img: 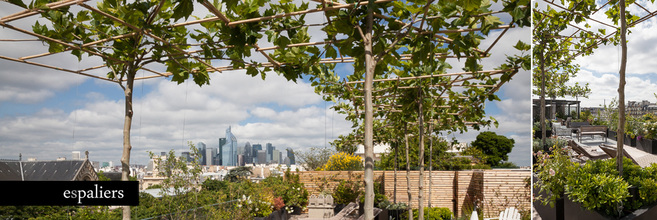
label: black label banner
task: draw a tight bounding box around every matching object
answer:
[0,181,139,206]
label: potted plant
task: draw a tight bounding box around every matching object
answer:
[270,197,288,220]
[333,179,363,213]
[385,202,408,220]
[637,121,657,154]
[533,121,552,139]
[534,146,577,210]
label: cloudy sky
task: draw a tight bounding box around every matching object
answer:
[533,0,657,109]
[0,1,531,167]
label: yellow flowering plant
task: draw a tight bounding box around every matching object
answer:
[318,152,364,171]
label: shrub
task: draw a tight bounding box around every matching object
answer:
[333,179,362,204]
[273,197,285,210]
[403,207,452,220]
[202,179,228,192]
[566,172,629,217]
[534,146,577,207]
[561,158,657,217]
[319,152,364,171]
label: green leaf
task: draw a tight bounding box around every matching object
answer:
[513,40,530,51]
[8,0,28,9]
[246,66,259,77]
[462,0,483,11]
[172,0,194,21]
[325,46,337,59]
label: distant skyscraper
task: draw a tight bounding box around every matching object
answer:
[206,148,217,166]
[218,138,226,165]
[272,149,281,164]
[244,142,252,164]
[257,150,267,165]
[181,152,191,162]
[286,148,295,164]
[266,143,274,162]
[221,126,238,166]
[198,142,207,165]
[252,144,262,163]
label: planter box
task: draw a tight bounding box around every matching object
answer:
[254,209,290,220]
[608,130,617,140]
[388,209,407,220]
[533,174,657,220]
[636,138,657,154]
[534,130,553,139]
[377,209,388,220]
[625,135,637,147]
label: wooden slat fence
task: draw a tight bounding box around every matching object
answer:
[295,169,530,219]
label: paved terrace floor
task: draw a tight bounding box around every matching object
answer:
[566,134,657,167]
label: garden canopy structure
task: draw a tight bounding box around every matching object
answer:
[1,0,530,219]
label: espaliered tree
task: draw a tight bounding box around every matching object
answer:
[309,0,530,218]
[312,34,530,220]
[6,1,212,218]
[533,0,647,176]
[6,0,317,219]
[532,1,611,151]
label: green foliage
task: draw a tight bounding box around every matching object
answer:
[333,178,363,204]
[470,132,515,167]
[538,148,657,218]
[495,161,519,168]
[202,179,228,192]
[403,207,452,220]
[0,206,79,219]
[260,168,309,208]
[97,170,111,181]
[224,166,253,182]
[378,138,487,171]
[533,146,577,207]
[146,184,163,189]
[566,169,629,217]
[295,146,335,171]
[147,142,204,219]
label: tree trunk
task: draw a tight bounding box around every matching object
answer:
[394,141,398,203]
[121,70,135,220]
[363,4,375,219]
[417,85,425,220]
[540,39,547,150]
[428,125,433,208]
[617,0,627,176]
[405,132,413,220]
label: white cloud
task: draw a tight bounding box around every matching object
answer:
[0,71,352,165]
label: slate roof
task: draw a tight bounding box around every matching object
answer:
[101,172,123,181]
[0,160,91,181]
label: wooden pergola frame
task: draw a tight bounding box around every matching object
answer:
[0,0,517,83]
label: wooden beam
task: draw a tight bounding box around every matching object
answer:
[346,69,513,84]
[0,54,114,82]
